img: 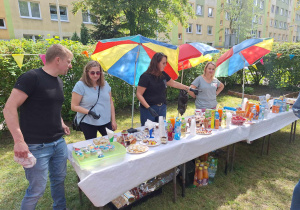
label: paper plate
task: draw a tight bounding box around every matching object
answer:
[140,140,160,147]
[126,145,149,154]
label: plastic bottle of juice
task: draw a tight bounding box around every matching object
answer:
[181,117,186,138]
[221,110,227,128]
[208,159,217,184]
[255,104,260,120]
[174,118,181,140]
[193,163,200,187]
[203,166,209,186]
[215,112,219,129]
[167,120,173,141]
[169,115,175,129]
[197,167,203,187]
[218,109,223,123]
[211,110,215,129]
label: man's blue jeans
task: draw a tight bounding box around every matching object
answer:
[21,137,68,210]
[140,104,167,126]
[291,179,300,210]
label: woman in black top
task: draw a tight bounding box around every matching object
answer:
[137,52,198,126]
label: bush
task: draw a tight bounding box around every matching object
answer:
[244,87,254,95]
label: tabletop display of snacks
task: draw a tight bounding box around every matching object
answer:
[127,144,149,154]
[196,128,212,135]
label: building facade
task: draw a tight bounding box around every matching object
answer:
[0,0,94,40]
[1,0,299,45]
[168,0,300,47]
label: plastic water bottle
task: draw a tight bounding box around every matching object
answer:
[208,159,218,184]
[174,118,181,140]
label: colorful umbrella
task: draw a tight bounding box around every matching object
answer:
[91,34,179,128]
[215,38,274,77]
[215,38,274,100]
[178,42,219,71]
[91,34,179,86]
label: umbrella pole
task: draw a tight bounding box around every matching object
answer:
[242,61,245,103]
[131,86,135,128]
[131,45,141,129]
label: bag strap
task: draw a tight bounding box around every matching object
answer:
[78,87,101,124]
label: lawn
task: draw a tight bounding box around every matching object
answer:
[0,94,299,210]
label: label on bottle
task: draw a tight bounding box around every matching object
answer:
[202,178,208,186]
[197,179,203,186]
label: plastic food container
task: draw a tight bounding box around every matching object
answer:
[72,142,126,169]
[231,116,246,125]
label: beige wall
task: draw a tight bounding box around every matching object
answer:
[8,0,94,39]
[0,0,10,39]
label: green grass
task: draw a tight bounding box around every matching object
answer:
[0,95,299,210]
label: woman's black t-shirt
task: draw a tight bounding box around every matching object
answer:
[14,68,65,144]
[138,71,171,108]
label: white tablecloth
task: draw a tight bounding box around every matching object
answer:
[67,110,298,207]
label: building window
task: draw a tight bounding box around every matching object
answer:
[219,36,222,42]
[196,5,203,15]
[207,42,213,46]
[207,26,213,35]
[275,6,279,14]
[208,8,213,17]
[273,33,276,38]
[82,10,93,23]
[259,16,262,24]
[178,33,182,39]
[225,28,230,35]
[278,34,281,41]
[186,24,192,33]
[270,19,273,26]
[288,11,291,18]
[220,20,223,25]
[50,5,68,21]
[274,20,277,27]
[258,31,261,38]
[253,15,257,23]
[279,21,282,28]
[196,24,202,34]
[0,18,6,29]
[271,5,275,13]
[260,1,264,9]
[225,12,230,20]
[251,30,257,38]
[23,34,42,42]
[293,36,295,42]
[189,3,194,8]
[280,8,283,16]
[269,32,272,37]
[63,37,70,40]
[285,10,288,17]
[254,0,258,6]
[19,1,41,19]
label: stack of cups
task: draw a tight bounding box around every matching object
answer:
[158,116,165,138]
[190,118,196,136]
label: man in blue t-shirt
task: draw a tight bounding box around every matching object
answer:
[3,44,73,210]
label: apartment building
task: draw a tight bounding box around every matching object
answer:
[168,0,300,47]
[1,0,299,45]
[0,0,94,40]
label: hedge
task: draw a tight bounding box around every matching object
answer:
[1,38,299,136]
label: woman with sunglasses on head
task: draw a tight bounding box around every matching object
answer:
[137,52,199,126]
[71,60,117,140]
[189,61,224,112]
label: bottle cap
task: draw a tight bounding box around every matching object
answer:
[204,166,208,169]
[198,167,203,170]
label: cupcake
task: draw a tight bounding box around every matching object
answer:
[84,150,91,158]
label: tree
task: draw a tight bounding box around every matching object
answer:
[71,31,80,41]
[80,23,90,45]
[219,0,260,44]
[72,0,194,39]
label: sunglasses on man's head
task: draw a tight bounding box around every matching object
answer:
[89,71,101,75]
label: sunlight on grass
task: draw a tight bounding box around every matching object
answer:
[0,95,299,210]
